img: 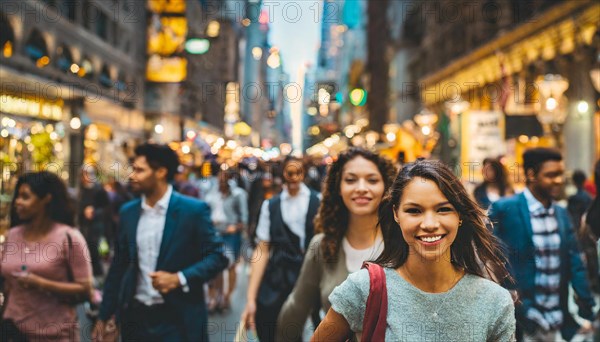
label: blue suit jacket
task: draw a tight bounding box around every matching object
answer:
[98,191,228,341]
[489,193,596,340]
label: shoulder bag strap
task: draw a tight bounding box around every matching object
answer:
[361,262,388,342]
[65,232,75,282]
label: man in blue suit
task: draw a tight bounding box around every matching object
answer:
[92,143,228,341]
[490,148,596,341]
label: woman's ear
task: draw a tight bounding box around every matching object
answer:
[392,205,400,225]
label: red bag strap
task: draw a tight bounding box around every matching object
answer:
[361,262,387,342]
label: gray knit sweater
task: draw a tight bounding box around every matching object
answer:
[330,268,516,341]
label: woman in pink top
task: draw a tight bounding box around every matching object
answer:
[1,171,93,341]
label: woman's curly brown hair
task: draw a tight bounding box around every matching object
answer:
[316,148,397,264]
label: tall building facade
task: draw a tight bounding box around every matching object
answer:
[402,0,599,173]
[0,0,147,230]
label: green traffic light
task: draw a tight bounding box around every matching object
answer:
[349,88,367,106]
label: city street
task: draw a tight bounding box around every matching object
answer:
[1,1,600,341]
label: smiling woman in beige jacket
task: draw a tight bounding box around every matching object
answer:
[276,148,396,341]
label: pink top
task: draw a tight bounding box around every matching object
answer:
[0,223,92,341]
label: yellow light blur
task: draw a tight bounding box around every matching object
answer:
[70,64,80,73]
[146,56,187,82]
[267,52,281,69]
[252,47,263,60]
[518,135,529,143]
[206,21,220,38]
[242,18,251,27]
[3,41,13,58]
[308,126,320,135]
[545,97,558,111]
[70,117,81,130]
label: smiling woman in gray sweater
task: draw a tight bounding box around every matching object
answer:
[312,160,516,342]
[276,148,396,341]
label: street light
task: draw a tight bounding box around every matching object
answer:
[413,108,438,134]
[535,74,569,148]
[412,109,440,157]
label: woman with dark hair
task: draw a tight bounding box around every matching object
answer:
[241,156,321,342]
[473,158,514,209]
[276,148,396,341]
[312,160,515,341]
[1,171,92,341]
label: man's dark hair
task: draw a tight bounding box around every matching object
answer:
[523,148,562,178]
[572,170,587,188]
[134,143,180,182]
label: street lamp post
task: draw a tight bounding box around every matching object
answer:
[535,74,569,149]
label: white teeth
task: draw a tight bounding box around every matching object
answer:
[420,235,442,243]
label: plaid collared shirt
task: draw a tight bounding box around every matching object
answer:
[523,188,563,331]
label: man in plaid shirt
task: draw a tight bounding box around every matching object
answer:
[490,148,597,341]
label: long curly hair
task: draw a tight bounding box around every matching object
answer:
[10,171,75,227]
[316,148,397,264]
[374,160,511,284]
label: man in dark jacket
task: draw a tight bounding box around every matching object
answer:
[490,148,597,341]
[93,143,227,341]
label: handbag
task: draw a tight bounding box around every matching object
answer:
[360,262,388,342]
[64,232,91,305]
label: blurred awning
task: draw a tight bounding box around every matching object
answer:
[505,115,544,139]
[419,2,599,105]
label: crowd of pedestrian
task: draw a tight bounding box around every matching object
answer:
[1,143,598,341]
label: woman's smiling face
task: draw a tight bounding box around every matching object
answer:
[394,177,460,263]
[340,156,385,217]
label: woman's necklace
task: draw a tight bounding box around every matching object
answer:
[400,265,463,319]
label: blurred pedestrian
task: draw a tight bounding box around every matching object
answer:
[247,171,275,247]
[276,148,396,341]
[198,160,220,200]
[489,148,597,341]
[568,170,593,229]
[582,160,600,339]
[241,156,320,342]
[1,171,92,341]
[174,165,200,198]
[205,170,248,312]
[92,143,228,341]
[103,176,132,249]
[312,160,515,341]
[78,166,110,278]
[473,157,514,210]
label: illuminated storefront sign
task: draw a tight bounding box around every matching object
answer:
[146,0,187,83]
[0,94,63,121]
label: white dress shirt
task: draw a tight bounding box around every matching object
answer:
[255,183,312,250]
[134,185,188,305]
